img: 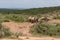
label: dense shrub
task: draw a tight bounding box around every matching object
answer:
[0,6,60,15]
[0,24,12,38]
[30,23,60,36]
[4,15,25,22]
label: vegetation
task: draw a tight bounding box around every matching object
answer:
[30,23,60,37]
[0,6,59,22]
[0,6,60,22]
[0,23,21,38]
[53,16,60,19]
[0,6,60,37]
[0,6,60,15]
[0,24,12,38]
[0,14,29,22]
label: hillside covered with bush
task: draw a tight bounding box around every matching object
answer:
[0,6,60,38]
[0,6,60,15]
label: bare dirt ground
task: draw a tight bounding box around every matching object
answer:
[1,20,60,40]
[1,22,33,36]
[48,19,60,24]
[0,38,18,40]
[0,37,60,40]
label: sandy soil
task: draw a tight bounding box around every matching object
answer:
[0,37,60,40]
[18,36,60,40]
[0,38,18,40]
[1,22,33,36]
[48,19,60,24]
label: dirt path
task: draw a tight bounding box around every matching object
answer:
[0,37,60,40]
[0,38,18,40]
[18,36,60,40]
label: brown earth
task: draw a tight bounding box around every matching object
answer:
[0,37,60,40]
[1,22,33,36]
[48,19,60,24]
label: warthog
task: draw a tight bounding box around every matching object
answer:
[40,17,50,22]
[28,16,39,23]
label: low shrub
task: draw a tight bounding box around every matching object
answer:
[4,15,25,22]
[30,23,60,36]
[0,24,12,38]
[53,16,60,19]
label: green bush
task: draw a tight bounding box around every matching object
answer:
[0,24,12,38]
[4,15,25,22]
[30,23,60,36]
[53,16,60,19]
